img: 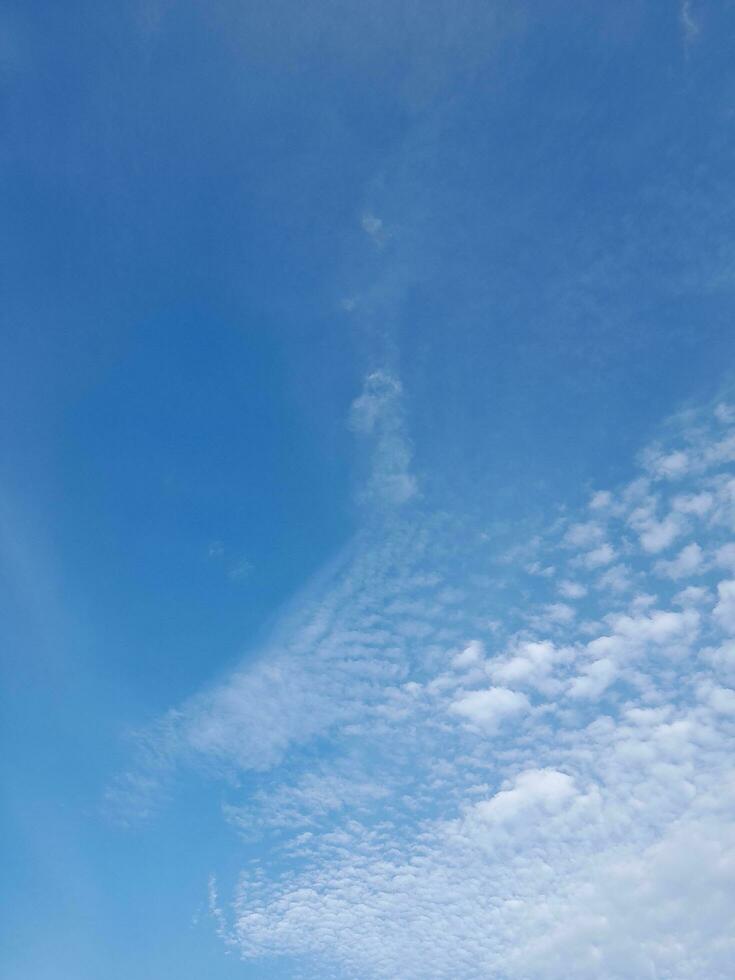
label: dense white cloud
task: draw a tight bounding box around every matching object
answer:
[112,400,735,977]
[630,507,685,553]
[714,579,735,634]
[567,656,617,699]
[449,685,529,731]
[470,768,575,823]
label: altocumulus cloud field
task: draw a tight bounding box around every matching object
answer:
[112,392,735,980]
[3,2,735,979]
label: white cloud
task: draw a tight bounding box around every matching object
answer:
[349,370,418,506]
[452,639,485,670]
[558,579,587,599]
[645,448,691,479]
[527,602,576,633]
[673,584,709,607]
[715,543,735,571]
[589,490,612,510]
[580,541,615,567]
[225,769,390,834]
[109,398,735,978]
[564,521,604,548]
[449,687,529,731]
[714,580,735,634]
[596,563,632,593]
[596,607,700,653]
[489,640,560,689]
[568,656,617,699]
[628,499,686,553]
[672,491,713,517]
[471,769,576,824]
[654,542,704,579]
[705,685,735,716]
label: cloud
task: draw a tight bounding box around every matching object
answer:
[558,579,587,599]
[109,398,735,977]
[589,490,612,510]
[646,448,691,479]
[680,0,701,47]
[595,563,633,593]
[563,521,604,548]
[672,491,713,517]
[580,541,616,568]
[567,656,617,699]
[489,639,563,691]
[451,639,485,669]
[655,541,704,580]
[207,540,254,582]
[225,768,390,835]
[449,686,529,731]
[471,768,576,824]
[361,212,390,247]
[628,501,685,553]
[349,370,418,506]
[714,580,735,634]
[228,558,253,581]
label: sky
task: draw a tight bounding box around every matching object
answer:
[2,1,735,978]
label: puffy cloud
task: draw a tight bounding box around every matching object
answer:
[589,607,700,659]
[564,521,604,548]
[634,511,685,553]
[596,563,633,593]
[568,657,617,699]
[581,542,616,568]
[489,640,561,690]
[706,685,735,715]
[674,584,709,607]
[471,769,576,824]
[672,491,714,517]
[558,579,587,599]
[715,543,735,571]
[644,448,691,479]
[714,580,735,634]
[110,399,735,977]
[589,490,613,510]
[655,542,704,579]
[449,686,529,731]
[451,639,485,670]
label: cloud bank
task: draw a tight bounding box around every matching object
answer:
[113,397,735,979]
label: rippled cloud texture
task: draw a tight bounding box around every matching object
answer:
[114,392,735,980]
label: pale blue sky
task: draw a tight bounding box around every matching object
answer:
[2,2,735,978]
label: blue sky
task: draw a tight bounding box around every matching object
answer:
[2,2,735,978]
